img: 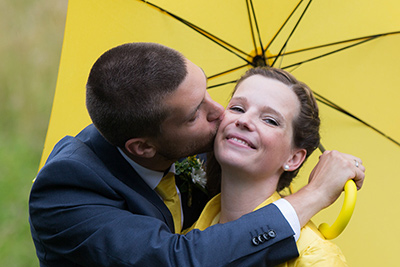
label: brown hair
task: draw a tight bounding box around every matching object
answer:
[207,67,320,195]
[86,42,187,147]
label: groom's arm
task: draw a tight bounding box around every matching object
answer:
[29,152,298,266]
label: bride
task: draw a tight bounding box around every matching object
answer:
[190,67,364,266]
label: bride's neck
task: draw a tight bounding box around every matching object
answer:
[219,169,279,224]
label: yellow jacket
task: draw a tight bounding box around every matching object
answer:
[189,192,348,266]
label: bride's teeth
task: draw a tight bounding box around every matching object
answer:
[231,137,249,146]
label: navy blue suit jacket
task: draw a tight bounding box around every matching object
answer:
[29,125,298,266]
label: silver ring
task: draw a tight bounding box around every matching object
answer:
[354,160,359,168]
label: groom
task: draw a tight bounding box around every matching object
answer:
[29,42,365,266]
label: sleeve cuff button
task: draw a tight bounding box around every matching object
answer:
[268,230,276,238]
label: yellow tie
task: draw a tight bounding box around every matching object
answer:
[155,172,181,233]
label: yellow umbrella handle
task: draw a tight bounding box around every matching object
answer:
[318,180,357,239]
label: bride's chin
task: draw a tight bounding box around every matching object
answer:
[217,154,246,170]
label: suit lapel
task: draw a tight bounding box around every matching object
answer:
[79,125,175,232]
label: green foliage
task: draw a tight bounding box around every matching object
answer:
[0,0,67,265]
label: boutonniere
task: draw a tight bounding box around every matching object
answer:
[175,155,208,207]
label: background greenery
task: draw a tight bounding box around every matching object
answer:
[0,1,67,265]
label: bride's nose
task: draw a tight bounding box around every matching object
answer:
[235,114,255,131]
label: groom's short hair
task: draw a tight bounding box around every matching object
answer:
[86,42,187,147]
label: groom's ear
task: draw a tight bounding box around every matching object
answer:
[124,138,157,158]
[286,148,307,171]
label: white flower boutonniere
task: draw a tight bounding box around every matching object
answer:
[175,155,208,207]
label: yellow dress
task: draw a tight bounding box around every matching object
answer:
[189,192,348,266]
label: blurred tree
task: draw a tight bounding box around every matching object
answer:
[0,1,67,266]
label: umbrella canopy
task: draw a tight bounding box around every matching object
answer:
[39,1,400,265]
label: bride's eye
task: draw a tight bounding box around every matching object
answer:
[229,106,244,113]
[263,118,279,126]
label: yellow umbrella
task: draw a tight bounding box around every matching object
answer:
[39,1,400,265]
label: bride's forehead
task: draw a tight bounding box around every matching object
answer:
[233,78,299,112]
[234,76,292,97]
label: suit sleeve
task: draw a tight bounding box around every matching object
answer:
[29,158,298,267]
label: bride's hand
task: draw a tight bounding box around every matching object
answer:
[308,150,365,209]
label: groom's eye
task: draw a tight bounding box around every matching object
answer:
[188,111,199,122]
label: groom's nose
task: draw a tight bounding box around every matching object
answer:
[205,92,224,122]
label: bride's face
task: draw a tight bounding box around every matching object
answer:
[214,74,301,177]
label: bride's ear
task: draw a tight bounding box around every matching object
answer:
[284,148,307,171]
[124,138,157,158]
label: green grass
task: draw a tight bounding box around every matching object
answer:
[0,1,67,265]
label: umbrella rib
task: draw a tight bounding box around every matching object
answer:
[207,80,238,90]
[314,93,400,147]
[248,0,265,56]
[140,0,252,64]
[246,0,258,53]
[281,36,378,70]
[271,0,313,67]
[178,20,252,64]
[207,64,249,80]
[265,0,304,51]
[276,31,400,58]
